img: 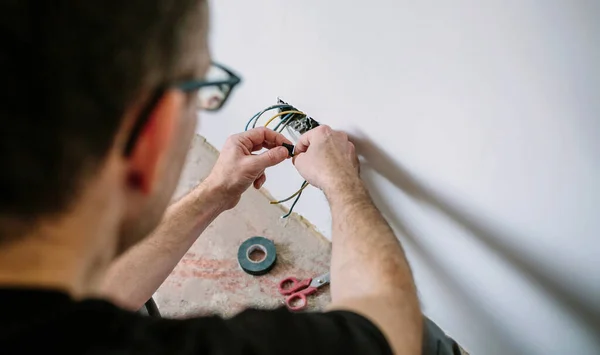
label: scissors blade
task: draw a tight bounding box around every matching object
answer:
[309,272,330,288]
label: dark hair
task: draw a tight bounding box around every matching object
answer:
[0,0,206,240]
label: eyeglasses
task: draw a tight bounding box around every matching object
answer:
[176,62,242,111]
[124,62,241,155]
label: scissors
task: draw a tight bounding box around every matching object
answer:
[278,272,330,311]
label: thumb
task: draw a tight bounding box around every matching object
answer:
[255,146,289,168]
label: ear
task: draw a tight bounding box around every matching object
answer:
[127,90,185,194]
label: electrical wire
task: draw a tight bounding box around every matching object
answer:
[277,117,291,132]
[244,102,315,218]
[285,125,299,142]
[264,110,304,129]
[282,188,304,219]
[245,113,260,131]
[253,105,296,129]
[265,111,308,216]
[270,181,308,205]
[245,104,292,131]
[255,104,293,128]
[273,112,296,131]
[278,121,291,133]
[277,112,303,135]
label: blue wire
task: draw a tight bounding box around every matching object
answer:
[282,191,303,219]
[245,104,293,131]
[281,181,308,219]
[278,114,300,133]
[244,104,307,218]
[245,112,261,131]
[273,113,294,131]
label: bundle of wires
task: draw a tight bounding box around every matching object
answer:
[245,104,307,133]
[245,103,310,218]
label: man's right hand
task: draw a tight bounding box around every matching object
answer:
[295,128,422,355]
[293,126,360,194]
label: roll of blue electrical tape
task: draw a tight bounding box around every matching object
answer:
[238,236,277,276]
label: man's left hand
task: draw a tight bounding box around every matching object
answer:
[203,127,292,210]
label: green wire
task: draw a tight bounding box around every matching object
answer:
[273,113,294,131]
[281,181,308,218]
[245,104,292,131]
[244,104,311,219]
[282,190,303,219]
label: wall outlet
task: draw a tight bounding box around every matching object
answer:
[276,97,320,134]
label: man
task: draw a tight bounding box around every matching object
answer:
[0,1,423,354]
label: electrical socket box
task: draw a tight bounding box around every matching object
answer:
[276,97,320,134]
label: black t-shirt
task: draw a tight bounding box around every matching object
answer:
[0,288,392,354]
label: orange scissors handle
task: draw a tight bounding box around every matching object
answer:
[285,286,319,311]
[278,277,312,296]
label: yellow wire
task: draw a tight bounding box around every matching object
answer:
[264,110,308,205]
[263,110,304,128]
[270,183,309,205]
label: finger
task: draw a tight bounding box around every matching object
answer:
[252,144,263,152]
[348,142,356,153]
[235,127,293,151]
[254,173,267,189]
[292,151,304,167]
[252,146,289,168]
[294,125,332,154]
[253,140,287,152]
[262,141,279,149]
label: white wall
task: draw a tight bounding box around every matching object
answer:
[198,1,600,353]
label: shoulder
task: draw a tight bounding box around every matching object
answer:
[3,297,391,355]
[179,307,394,355]
[98,306,392,355]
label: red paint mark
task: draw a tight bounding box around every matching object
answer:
[189,269,238,280]
[181,258,238,270]
[169,255,331,305]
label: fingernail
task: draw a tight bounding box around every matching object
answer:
[274,146,285,157]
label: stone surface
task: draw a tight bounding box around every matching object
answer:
[155,135,332,318]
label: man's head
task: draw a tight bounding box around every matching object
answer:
[0,1,209,253]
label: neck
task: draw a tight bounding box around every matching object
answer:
[0,233,108,299]
[0,186,122,300]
